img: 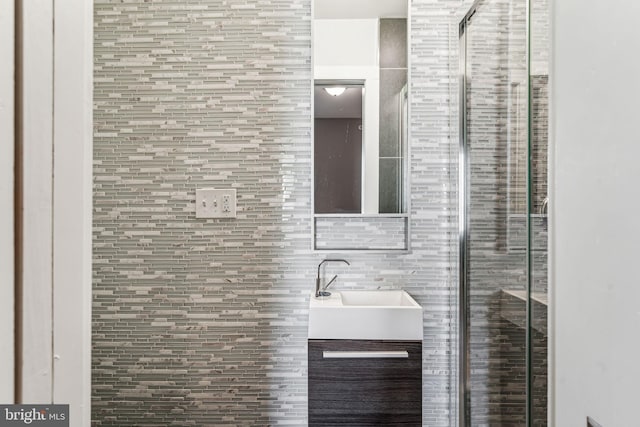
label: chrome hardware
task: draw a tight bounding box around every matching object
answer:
[539,196,549,216]
[315,258,350,297]
[323,351,409,359]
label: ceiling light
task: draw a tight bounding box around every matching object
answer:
[324,87,346,97]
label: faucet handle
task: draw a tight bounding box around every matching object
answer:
[323,275,338,291]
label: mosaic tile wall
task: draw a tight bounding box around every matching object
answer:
[314,217,407,251]
[93,0,463,425]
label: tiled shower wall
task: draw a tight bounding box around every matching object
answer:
[93,0,462,425]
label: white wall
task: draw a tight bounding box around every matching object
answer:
[551,0,640,425]
[52,1,93,425]
[314,19,379,67]
[13,0,92,424]
[0,0,15,403]
[21,0,54,402]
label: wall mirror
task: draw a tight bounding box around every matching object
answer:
[312,0,410,251]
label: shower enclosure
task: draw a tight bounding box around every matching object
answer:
[458,0,549,425]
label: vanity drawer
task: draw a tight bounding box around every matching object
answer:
[308,339,422,426]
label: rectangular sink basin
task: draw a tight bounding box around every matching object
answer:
[308,290,423,341]
[340,290,418,307]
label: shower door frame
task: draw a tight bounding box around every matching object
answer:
[457,0,533,425]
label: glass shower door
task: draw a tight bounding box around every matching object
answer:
[528,0,550,424]
[460,0,532,424]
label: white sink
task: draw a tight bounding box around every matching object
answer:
[308,290,423,340]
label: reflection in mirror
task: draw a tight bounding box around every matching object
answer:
[313,0,408,215]
[314,83,364,214]
[380,81,408,213]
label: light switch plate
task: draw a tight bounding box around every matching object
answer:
[196,188,237,219]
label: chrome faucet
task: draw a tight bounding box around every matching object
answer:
[315,258,350,297]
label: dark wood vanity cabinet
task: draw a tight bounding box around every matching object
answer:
[308,339,422,426]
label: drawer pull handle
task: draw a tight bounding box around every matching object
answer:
[322,351,409,359]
